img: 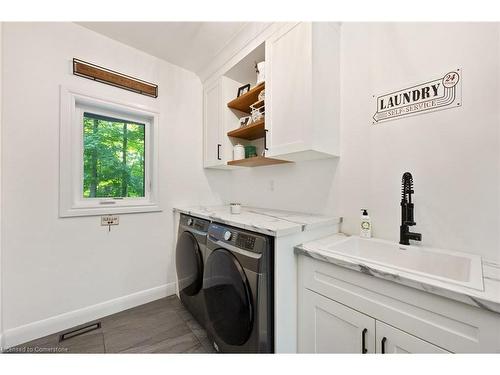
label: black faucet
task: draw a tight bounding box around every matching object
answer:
[400,172,422,245]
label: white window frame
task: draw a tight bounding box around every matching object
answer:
[59,85,161,217]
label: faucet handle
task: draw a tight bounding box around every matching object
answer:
[408,232,422,241]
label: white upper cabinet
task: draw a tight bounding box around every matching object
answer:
[203,78,223,168]
[265,22,340,161]
[202,22,340,168]
[203,76,243,168]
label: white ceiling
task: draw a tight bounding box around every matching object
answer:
[77,22,248,75]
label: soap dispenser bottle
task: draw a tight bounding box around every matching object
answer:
[360,209,372,238]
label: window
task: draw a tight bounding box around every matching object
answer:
[59,86,160,217]
[83,113,146,199]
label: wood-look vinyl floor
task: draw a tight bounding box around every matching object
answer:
[7,295,215,354]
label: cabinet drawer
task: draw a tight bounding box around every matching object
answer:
[298,255,500,352]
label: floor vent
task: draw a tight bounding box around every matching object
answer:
[59,322,101,342]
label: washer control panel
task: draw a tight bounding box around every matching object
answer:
[236,233,256,251]
[208,223,267,254]
[180,214,209,232]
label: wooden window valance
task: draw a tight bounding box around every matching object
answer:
[73,58,158,98]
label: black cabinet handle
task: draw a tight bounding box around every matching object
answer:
[381,337,387,354]
[361,328,368,354]
[217,144,221,160]
[264,130,268,152]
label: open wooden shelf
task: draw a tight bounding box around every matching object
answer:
[227,82,265,113]
[227,118,265,140]
[251,99,265,109]
[227,155,291,168]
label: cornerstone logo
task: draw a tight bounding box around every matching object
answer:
[373,70,461,124]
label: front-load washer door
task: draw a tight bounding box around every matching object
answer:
[203,249,253,346]
[176,231,204,296]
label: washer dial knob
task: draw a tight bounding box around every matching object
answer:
[187,218,193,226]
[224,231,232,241]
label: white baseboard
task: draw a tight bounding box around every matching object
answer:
[1,282,176,350]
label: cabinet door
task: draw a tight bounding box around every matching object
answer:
[298,289,376,353]
[266,22,312,158]
[376,321,450,354]
[203,79,224,167]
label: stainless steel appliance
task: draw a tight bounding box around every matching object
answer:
[203,223,274,353]
[175,214,210,326]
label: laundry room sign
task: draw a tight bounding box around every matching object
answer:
[373,69,461,124]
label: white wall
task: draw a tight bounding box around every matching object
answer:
[208,159,339,214]
[207,23,500,263]
[1,22,221,337]
[338,23,499,262]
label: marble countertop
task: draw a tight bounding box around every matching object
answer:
[173,205,341,237]
[295,234,500,314]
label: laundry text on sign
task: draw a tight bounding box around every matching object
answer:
[373,70,461,124]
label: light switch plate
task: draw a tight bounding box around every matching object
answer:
[101,215,119,226]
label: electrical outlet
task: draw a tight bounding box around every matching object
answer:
[101,215,119,226]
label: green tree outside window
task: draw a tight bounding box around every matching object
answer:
[83,113,145,198]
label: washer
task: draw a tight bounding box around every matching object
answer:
[175,214,210,327]
[203,223,274,353]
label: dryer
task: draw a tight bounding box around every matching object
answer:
[175,214,210,327]
[203,223,274,353]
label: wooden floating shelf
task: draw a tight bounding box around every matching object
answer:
[227,119,265,140]
[227,156,291,168]
[227,82,265,113]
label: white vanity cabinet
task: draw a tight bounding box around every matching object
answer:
[265,22,340,161]
[297,255,500,353]
[299,289,448,353]
[375,321,449,354]
[299,289,375,353]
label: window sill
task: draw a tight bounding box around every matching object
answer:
[59,203,162,218]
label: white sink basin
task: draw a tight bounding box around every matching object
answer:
[323,236,484,291]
